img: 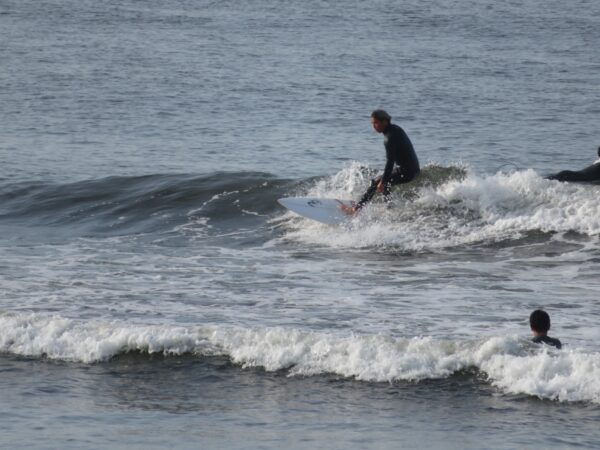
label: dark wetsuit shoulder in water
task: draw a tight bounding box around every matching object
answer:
[547,153,600,182]
[532,335,562,349]
[381,123,420,184]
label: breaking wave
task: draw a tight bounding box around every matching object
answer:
[2,312,599,404]
[278,164,600,250]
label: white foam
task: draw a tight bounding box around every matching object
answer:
[280,166,600,250]
[0,312,217,363]
[2,312,600,403]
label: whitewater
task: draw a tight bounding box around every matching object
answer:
[3,311,600,405]
[2,166,600,403]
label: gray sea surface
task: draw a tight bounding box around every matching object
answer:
[1,0,600,448]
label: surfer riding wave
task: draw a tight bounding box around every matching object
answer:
[341,110,420,215]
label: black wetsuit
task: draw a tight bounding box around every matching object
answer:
[547,161,600,182]
[532,335,562,349]
[357,123,420,208]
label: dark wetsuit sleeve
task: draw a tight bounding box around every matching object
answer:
[550,337,562,349]
[381,145,395,185]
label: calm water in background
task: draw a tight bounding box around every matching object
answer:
[1,0,600,448]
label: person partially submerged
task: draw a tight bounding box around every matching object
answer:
[530,309,562,349]
[340,110,420,215]
[546,146,600,182]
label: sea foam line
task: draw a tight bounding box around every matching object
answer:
[1,312,599,403]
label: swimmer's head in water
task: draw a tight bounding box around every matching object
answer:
[530,309,551,334]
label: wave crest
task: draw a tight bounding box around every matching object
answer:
[2,312,599,403]
[280,166,600,250]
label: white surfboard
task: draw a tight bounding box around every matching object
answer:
[278,197,354,225]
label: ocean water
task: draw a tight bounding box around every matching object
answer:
[1,0,600,448]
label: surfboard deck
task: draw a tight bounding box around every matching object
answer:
[278,197,354,225]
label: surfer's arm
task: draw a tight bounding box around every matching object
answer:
[381,153,394,186]
[380,137,395,185]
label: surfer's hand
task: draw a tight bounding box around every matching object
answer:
[376,180,385,193]
[337,201,357,216]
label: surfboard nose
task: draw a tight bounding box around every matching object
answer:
[278,197,354,225]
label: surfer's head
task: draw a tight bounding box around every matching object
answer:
[370,109,391,133]
[597,146,600,158]
[530,309,551,336]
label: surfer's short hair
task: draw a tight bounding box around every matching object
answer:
[371,109,391,122]
[530,310,551,333]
